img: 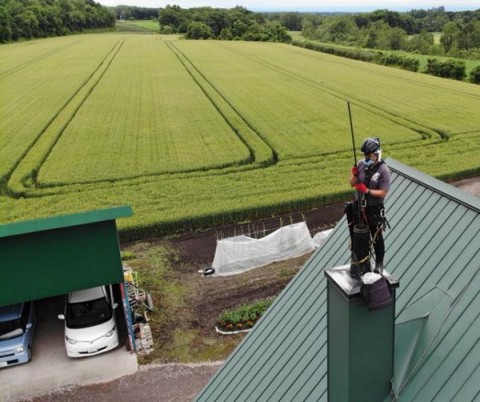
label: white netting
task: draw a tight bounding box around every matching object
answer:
[313,228,333,248]
[211,222,328,276]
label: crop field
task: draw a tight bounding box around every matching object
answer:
[1,33,479,239]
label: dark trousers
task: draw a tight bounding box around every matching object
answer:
[365,205,385,263]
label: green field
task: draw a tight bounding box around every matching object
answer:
[1,34,479,239]
[116,20,160,33]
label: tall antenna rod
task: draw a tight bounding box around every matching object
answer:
[347,101,361,225]
[347,101,357,167]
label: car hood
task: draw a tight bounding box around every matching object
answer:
[0,334,26,351]
[65,318,116,342]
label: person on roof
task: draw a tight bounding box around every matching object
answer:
[349,137,391,273]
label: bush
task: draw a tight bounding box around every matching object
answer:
[186,22,212,39]
[376,53,419,72]
[160,25,175,34]
[469,65,480,84]
[425,58,466,80]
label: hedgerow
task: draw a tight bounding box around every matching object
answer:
[292,39,419,72]
[425,58,466,80]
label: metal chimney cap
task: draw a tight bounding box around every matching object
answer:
[325,265,399,300]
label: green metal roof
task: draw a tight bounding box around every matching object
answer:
[0,206,132,238]
[0,206,133,307]
[196,159,480,401]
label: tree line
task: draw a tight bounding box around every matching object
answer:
[300,7,480,59]
[158,5,291,42]
[3,2,480,55]
[0,0,115,43]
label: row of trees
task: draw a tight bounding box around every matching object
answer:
[159,5,291,42]
[301,7,480,58]
[0,0,115,43]
[3,2,480,53]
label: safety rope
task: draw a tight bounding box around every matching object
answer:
[350,254,370,267]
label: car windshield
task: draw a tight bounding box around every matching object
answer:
[0,319,23,340]
[67,297,112,328]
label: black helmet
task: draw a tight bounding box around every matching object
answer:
[361,137,381,154]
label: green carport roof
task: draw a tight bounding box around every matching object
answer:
[0,206,133,306]
[195,159,480,401]
[0,206,132,238]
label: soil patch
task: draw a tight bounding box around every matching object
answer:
[170,203,344,336]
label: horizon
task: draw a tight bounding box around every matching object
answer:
[97,0,480,12]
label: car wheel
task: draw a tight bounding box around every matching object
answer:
[28,346,32,362]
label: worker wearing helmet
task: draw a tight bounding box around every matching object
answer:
[349,137,391,273]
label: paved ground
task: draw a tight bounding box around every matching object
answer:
[23,361,223,402]
[451,177,480,198]
[2,297,137,402]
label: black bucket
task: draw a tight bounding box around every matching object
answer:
[350,224,371,278]
[361,277,392,310]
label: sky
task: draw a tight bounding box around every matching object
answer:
[97,0,480,12]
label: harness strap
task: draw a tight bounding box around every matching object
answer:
[350,254,370,267]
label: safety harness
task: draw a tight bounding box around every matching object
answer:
[344,160,390,277]
[362,160,389,231]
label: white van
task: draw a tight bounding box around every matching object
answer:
[58,286,119,358]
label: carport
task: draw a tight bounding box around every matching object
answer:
[0,206,138,398]
[0,206,132,307]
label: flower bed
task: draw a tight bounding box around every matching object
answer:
[216,297,275,333]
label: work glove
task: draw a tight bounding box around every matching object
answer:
[351,166,358,176]
[355,183,368,194]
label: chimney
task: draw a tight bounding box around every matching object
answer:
[324,266,399,402]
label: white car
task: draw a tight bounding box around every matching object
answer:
[58,286,119,358]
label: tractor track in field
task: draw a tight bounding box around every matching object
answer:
[220,43,443,141]
[5,40,125,195]
[0,41,83,81]
[166,41,278,166]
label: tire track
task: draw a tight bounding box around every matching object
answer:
[165,41,278,166]
[215,42,446,141]
[6,40,125,195]
[6,39,277,193]
[0,40,82,81]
